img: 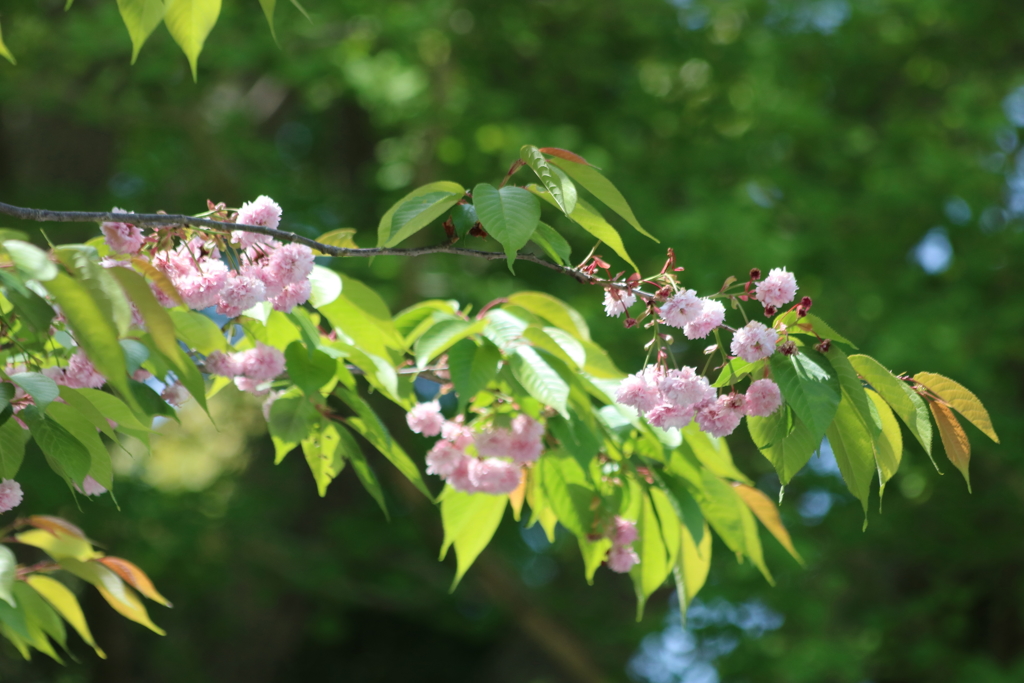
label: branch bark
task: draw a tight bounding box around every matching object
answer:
[0,200,609,286]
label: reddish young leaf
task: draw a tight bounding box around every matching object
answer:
[26,515,87,540]
[930,401,972,492]
[98,557,173,607]
[538,147,593,166]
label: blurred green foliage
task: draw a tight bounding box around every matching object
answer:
[0,0,1022,680]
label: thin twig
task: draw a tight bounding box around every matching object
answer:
[0,200,617,286]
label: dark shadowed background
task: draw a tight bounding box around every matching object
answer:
[1,0,1022,681]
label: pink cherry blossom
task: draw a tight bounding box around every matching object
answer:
[0,479,23,513]
[657,367,714,409]
[508,414,544,464]
[237,342,285,383]
[271,279,312,313]
[216,271,267,318]
[153,239,228,311]
[607,545,640,573]
[242,260,284,300]
[615,368,662,414]
[266,243,315,287]
[426,441,467,478]
[695,394,745,438]
[446,456,476,492]
[475,427,514,458]
[205,351,242,377]
[730,321,779,363]
[233,196,282,250]
[603,289,637,317]
[646,402,697,430]
[467,458,522,494]
[660,289,702,328]
[610,517,638,546]
[683,299,726,340]
[406,401,444,437]
[234,376,270,396]
[75,475,107,497]
[755,267,798,309]
[161,381,190,407]
[101,209,144,254]
[43,351,106,389]
[441,420,475,449]
[745,379,783,417]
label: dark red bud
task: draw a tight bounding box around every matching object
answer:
[749,268,761,280]
[800,296,813,309]
[815,339,832,354]
[656,285,674,301]
[469,224,488,237]
[764,304,777,317]
[780,340,798,355]
[797,306,808,318]
[624,317,638,328]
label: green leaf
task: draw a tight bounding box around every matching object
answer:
[681,422,752,484]
[119,339,150,375]
[521,145,577,216]
[110,267,208,414]
[769,350,840,444]
[866,389,902,488]
[826,398,876,516]
[529,221,572,266]
[537,450,594,537]
[676,520,712,619]
[0,545,15,608]
[46,403,114,491]
[284,341,336,396]
[12,582,66,655]
[827,348,880,439]
[535,191,639,272]
[746,407,819,484]
[547,156,658,242]
[450,203,478,239]
[129,380,177,421]
[579,536,613,585]
[413,319,487,369]
[774,312,857,348]
[308,265,343,308]
[1,284,55,336]
[0,417,29,479]
[21,406,91,485]
[0,385,11,415]
[43,273,136,412]
[8,373,59,412]
[914,371,999,444]
[650,486,682,569]
[522,327,583,370]
[25,575,106,659]
[116,0,166,63]
[55,246,134,338]
[439,488,507,589]
[2,241,56,281]
[74,389,151,437]
[509,346,569,418]
[0,20,16,65]
[848,354,933,457]
[629,492,670,620]
[301,422,346,498]
[334,423,388,517]
[334,386,433,499]
[472,183,541,273]
[257,0,277,41]
[447,338,501,411]
[712,358,764,388]
[505,292,590,341]
[163,0,221,81]
[269,395,321,444]
[376,181,465,248]
[169,310,227,355]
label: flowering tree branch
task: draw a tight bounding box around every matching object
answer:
[0,200,611,286]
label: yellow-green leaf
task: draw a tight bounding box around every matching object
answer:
[866,389,902,487]
[315,228,358,251]
[676,520,711,618]
[548,155,658,242]
[15,529,101,562]
[930,400,972,492]
[914,372,999,444]
[58,559,166,635]
[439,488,507,589]
[96,557,172,607]
[164,0,221,81]
[732,483,803,564]
[530,187,639,272]
[117,0,166,63]
[25,575,106,659]
[257,0,277,41]
[0,20,16,65]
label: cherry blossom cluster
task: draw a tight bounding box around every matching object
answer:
[605,516,640,573]
[204,342,287,395]
[0,479,23,514]
[102,196,315,317]
[406,401,544,495]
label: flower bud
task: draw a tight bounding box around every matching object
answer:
[749,268,761,280]
[764,304,777,317]
[780,340,798,355]
[815,339,832,354]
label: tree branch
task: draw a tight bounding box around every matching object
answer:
[0,200,609,286]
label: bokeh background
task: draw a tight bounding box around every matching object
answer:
[1,0,1022,681]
